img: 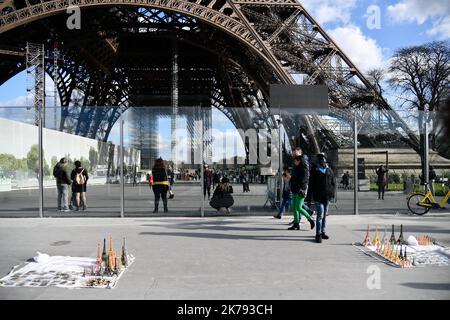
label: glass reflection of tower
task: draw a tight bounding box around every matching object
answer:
[129,108,159,170]
[129,106,212,171]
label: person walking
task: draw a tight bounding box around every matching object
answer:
[274,170,292,219]
[210,177,234,213]
[342,171,350,190]
[53,157,72,212]
[289,155,315,231]
[70,160,89,211]
[307,154,335,243]
[289,147,315,225]
[376,165,388,200]
[151,158,169,213]
[203,165,213,200]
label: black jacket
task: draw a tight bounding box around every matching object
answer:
[152,167,168,182]
[307,165,336,203]
[290,156,309,194]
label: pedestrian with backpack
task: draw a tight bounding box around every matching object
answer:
[70,160,89,211]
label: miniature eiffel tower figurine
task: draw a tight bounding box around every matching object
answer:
[96,241,102,265]
[121,237,128,267]
[362,225,371,246]
[372,226,381,246]
[399,245,403,260]
[108,236,116,273]
[389,224,396,244]
[102,238,108,265]
[397,224,405,245]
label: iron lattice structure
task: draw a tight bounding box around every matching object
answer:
[0,0,420,154]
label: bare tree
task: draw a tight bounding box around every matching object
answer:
[367,68,385,97]
[388,41,450,177]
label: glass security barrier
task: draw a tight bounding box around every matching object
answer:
[42,107,121,217]
[122,106,203,216]
[0,104,445,218]
[0,107,40,217]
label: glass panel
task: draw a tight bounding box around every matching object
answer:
[42,106,121,217]
[123,106,203,216]
[0,107,40,217]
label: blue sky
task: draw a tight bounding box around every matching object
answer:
[1,0,448,105]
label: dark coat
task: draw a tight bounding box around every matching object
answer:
[290,156,310,194]
[376,167,387,186]
[53,162,72,185]
[210,183,234,209]
[152,167,169,193]
[307,165,336,203]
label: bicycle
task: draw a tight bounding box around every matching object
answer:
[407,182,450,215]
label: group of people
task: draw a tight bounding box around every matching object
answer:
[274,147,336,244]
[148,160,236,214]
[53,157,88,212]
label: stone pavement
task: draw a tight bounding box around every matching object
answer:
[0,213,449,300]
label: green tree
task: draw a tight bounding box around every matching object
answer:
[0,153,24,176]
[80,157,90,172]
[26,144,51,177]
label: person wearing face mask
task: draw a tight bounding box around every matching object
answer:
[307,154,336,243]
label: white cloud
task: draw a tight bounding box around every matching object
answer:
[300,0,357,25]
[426,16,450,39]
[328,25,385,72]
[0,94,30,107]
[388,0,450,38]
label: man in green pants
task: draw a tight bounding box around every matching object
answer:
[288,155,315,231]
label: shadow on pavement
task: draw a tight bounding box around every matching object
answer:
[401,282,450,291]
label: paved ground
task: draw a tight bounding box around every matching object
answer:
[0,214,449,299]
[0,183,425,217]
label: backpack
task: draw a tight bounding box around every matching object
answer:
[75,169,86,185]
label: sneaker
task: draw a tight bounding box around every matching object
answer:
[315,234,322,243]
[321,232,329,240]
[63,209,71,213]
[273,215,282,219]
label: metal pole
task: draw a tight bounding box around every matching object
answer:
[424,111,429,194]
[200,107,205,217]
[385,151,389,191]
[38,107,43,218]
[120,115,124,218]
[278,106,282,204]
[354,111,358,215]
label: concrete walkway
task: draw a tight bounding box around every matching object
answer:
[0,214,449,300]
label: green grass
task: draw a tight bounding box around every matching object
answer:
[370,183,403,192]
[370,183,449,196]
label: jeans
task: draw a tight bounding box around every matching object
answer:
[279,195,292,217]
[315,201,329,235]
[57,184,70,210]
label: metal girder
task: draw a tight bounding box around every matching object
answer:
[0,0,419,153]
